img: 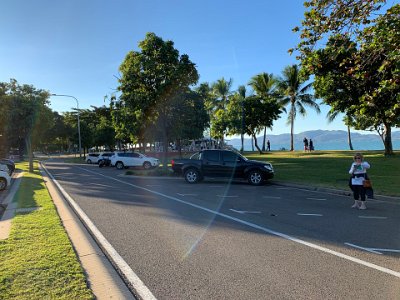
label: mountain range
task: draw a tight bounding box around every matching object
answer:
[227,130,400,151]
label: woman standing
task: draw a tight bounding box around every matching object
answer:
[349,153,370,210]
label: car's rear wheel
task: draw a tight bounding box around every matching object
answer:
[143,162,152,170]
[184,168,200,184]
[247,170,264,186]
[0,178,7,191]
[116,162,124,170]
[87,159,92,164]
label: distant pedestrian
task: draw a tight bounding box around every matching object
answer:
[303,137,309,151]
[309,139,314,151]
[267,140,271,151]
[349,153,370,210]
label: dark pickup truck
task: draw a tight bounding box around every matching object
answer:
[171,149,274,185]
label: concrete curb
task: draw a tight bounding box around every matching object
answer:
[39,163,136,300]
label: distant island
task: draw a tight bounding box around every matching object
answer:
[227,130,400,151]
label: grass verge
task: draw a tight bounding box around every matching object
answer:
[246,150,400,197]
[0,161,93,299]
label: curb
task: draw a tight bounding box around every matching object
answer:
[40,163,137,300]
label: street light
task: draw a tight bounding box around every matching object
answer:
[51,94,82,158]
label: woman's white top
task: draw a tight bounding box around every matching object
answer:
[349,161,371,185]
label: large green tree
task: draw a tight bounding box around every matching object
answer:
[277,65,320,151]
[298,3,399,155]
[0,79,51,171]
[118,32,199,167]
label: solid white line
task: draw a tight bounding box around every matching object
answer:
[297,213,323,217]
[76,166,400,279]
[358,216,388,219]
[306,197,327,201]
[43,165,157,300]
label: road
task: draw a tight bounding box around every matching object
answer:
[44,160,400,299]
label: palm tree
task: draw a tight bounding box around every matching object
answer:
[237,85,247,152]
[248,73,276,151]
[211,78,233,144]
[277,65,320,151]
[212,78,233,110]
[327,109,354,150]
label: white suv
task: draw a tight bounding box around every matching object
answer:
[111,152,160,170]
[0,166,11,191]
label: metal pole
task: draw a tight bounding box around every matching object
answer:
[241,99,245,153]
[51,94,82,158]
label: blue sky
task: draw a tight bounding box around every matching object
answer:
[1,0,396,136]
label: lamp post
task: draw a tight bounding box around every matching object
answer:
[51,94,82,158]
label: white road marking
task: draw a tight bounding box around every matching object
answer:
[297,213,323,217]
[217,195,238,198]
[75,166,400,279]
[230,209,262,214]
[306,197,327,201]
[345,243,383,254]
[44,165,157,300]
[177,193,198,197]
[263,196,281,199]
[345,243,400,255]
[358,216,388,219]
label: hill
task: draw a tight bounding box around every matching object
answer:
[227,130,400,151]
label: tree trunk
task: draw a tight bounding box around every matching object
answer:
[262,127,266,152]
[383,123,394,156]
[25,135,33,173]
[252,133,263,154]
[347,126,353,150]
[290,102,295,151]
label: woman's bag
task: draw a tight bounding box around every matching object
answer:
[363,179,372,188]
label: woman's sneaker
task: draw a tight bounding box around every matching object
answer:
[351,202,359,208]
[359,202,367,210]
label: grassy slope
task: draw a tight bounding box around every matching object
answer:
[0,162,93,299]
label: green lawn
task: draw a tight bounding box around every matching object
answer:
[0,161,93,300]
[246,150,400,197]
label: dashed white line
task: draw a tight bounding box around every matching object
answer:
[297,213,323,217]
[358,216,388,219]
[230,209,262,214]
[306,197,327,201]
[263,196,281,199]
[217,195,238,198]
[177,193,198,197]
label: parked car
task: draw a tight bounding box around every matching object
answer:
[97,152,115,166]
[0,159,15,175]
[0,169,11,191]
[111,152,160,170]
[171,149,274,185]
[85,153,100,164]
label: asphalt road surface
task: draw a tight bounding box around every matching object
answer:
[44,160,400,299]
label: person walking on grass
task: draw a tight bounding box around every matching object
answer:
[349,153,370,210]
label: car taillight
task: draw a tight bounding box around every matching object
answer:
[171,160,175,167]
